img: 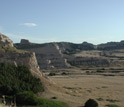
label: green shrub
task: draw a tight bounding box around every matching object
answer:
[16,91,68,107]
[61,72,67,75]
[97,98,104,101]
[16,91,37,105]
[106,99,120,103]
[36,98,68,107]
[105,104,120,107]
[0,63,68,107]
[51,97,57,99]
[0,63,44,96]
[84,99,98,107]
[48,72,56,76]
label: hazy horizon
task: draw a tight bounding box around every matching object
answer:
[0,0,124,44]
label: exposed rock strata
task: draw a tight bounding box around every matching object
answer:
[15,41,70,69]
[0,33,41,76]
[14,38,124,68]
[67,57,109,66]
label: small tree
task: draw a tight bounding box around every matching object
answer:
[84,99,98,107]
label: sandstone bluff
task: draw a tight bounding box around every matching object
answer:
[15,38,124,69]
[0,33,41,76]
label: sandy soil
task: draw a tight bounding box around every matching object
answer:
[41,73,124,107]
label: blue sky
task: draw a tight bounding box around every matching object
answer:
[0,0,124,44]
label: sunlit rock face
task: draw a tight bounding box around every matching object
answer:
[0,33,13,47]
[0,33,42,76]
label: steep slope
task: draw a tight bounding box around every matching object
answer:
[15,40,70,69]
[0,33,41,76]
[0,33,77,107]
[0,33,65,91]
[15,39,124,68]
[57,42,95,54]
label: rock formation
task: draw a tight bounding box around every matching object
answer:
[67,57,109,66]
[14,38,124,68]
[0,33,41,76]
[0,33,13,47]
[15,41,70,69]
[20,39,30,44]
[97,41,124,50]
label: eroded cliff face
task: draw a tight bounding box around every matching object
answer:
[0,52,40,74]
[67,57,109,67]
[0,33,41,76]
[15,40,70,69]
[14,38,124,68]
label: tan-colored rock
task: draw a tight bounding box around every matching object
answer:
[0,33,13,47]
[15,42,70,69]
[0,51,42,76]
[0,33,42,76]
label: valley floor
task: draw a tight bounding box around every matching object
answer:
[42,69,124,107]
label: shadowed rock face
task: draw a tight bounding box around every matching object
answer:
[21,39,30,44]
[0,33,13,47]
[97,41,124,50]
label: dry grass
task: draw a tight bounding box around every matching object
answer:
[40,68,124,107]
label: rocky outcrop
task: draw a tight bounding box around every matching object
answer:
[21,39,30,44]
[81,42,95,50]
[57,40,124,51]
[0,33,41,76]
[15,40,70,69]
[0,33,13,47]
[57,42,94,55]
[15,39,124,68]
[0,52,41,74]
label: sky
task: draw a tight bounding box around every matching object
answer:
[0,0,124,44]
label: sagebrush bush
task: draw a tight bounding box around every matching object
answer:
[84,99,98,107]
[48,72,56,76]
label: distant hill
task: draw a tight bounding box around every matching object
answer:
[14,39,124,69]
[15,39,124,54]
[97,40,124,50]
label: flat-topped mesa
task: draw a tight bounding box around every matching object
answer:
[21,39,30,45]
[0,33,13,47]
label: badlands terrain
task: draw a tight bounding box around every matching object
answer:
[0,33,124,107]
[15,38,124,107]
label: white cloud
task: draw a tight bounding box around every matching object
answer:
[23,23,37,27]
